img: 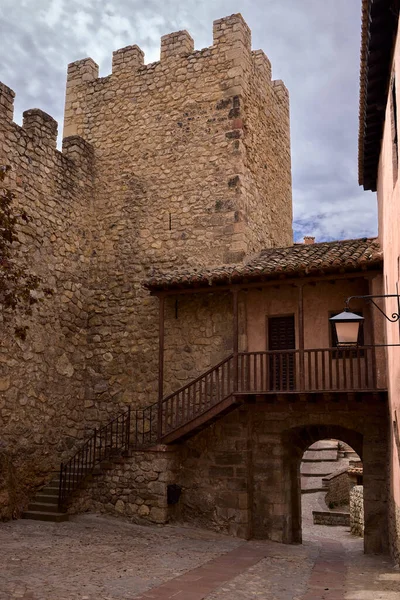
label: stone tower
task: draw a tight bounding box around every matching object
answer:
[0,15,292,510]
[64,14,292,267]
[61,14,293,407]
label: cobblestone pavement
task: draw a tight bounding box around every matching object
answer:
[0,512,399,599]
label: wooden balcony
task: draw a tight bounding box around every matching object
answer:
[236,347,379,394]
[133,347,385,447]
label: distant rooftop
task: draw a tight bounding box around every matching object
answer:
[144,237,382,292]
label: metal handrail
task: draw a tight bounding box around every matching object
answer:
[58,407,131,509]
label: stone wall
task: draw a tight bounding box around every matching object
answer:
[69,446,179,525]
[69,396,388,553]
[313,511,350,526]
[0,84,97,517]
[174,397,387,552]
[0,15,293,516]
[389,498,400,563]
[177,408,251,539]
[62,13,293,410]
[350,485,364,537]
[164,292,238,394]
[325,470,351,508]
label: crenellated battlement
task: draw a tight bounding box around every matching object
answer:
[66,57,99,88]
[66,13,254,91]
[160,30,194,61]
[252,50,272,83]
[23,109,58,149]
[271,79,290,112]
[0,82,16,122]
[62,14,282,141]
[112,45,144,75]
[0,81,94,179]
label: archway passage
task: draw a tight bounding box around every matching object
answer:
[278,423,387,554]
[300,439,362,542]
[246,395,389,554]
[177,396,388,554]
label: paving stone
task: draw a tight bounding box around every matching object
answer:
[0,512,399,599]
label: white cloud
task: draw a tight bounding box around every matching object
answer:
[0,0,376,243]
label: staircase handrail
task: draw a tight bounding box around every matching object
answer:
[58,406,131,509]
[160,354,234,404]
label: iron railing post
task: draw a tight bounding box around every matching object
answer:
[126,406,131,450]
[58,462,63,510]
[93,428,97,467]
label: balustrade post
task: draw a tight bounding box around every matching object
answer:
[298,284,305,391]
[232,287,239,392]
[371,345,377,389]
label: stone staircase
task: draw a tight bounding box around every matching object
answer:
[22,408,132,523]
[22,472,68,522]
[301,441,340,493]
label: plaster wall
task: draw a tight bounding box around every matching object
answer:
[376,15,400,563]
[246,277,377,350]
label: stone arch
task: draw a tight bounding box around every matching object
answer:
[282,425,363,546]
[280,423,386,553]
[250,401,388,554]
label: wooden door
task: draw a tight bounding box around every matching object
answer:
[268,315,296,391]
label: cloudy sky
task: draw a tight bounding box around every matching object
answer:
[0,0,377,242]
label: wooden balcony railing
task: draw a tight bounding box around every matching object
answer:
[237,347,377,393]
[159,355,236,438]
[131,346,381,446]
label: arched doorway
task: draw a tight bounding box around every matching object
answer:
[300,438,362,541]
[280,424,386,553]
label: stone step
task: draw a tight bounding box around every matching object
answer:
[301,457,339,463]
[301,487,327,494]
[22,511,69,522]
[39,486,60,495]
[28,502,60,513]
[35,493,59,504]
[301,473,331,478]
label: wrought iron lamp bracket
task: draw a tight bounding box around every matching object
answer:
[345,289,400,324]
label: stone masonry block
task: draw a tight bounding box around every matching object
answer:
[0,82,15,122]
[112,45,144,75]
[67,58,99,87]
[62,136,94,174]
[160,31,194,60]
[252,50,272,82]
[22,109,58,148]
[213,14,251,52]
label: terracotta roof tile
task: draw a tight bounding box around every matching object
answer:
[144,237,382,292]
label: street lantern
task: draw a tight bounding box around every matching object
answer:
[329,310,364,347]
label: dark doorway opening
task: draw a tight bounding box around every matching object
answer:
[268,315,295,390]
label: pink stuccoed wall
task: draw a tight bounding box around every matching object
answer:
[245,276,384,349]
[376,15,400,559]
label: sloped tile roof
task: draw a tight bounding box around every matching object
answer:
[144,237,382,292]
